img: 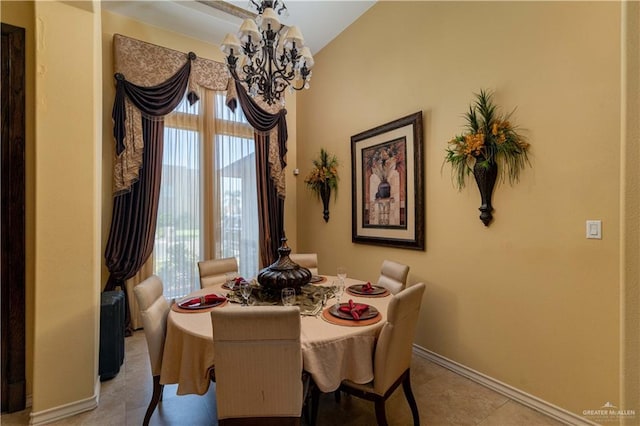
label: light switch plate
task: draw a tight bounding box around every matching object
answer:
[586,220,602,239]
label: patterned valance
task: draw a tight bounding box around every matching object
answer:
[111,34,286,196]
[113,33,229,91]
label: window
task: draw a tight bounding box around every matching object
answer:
[154,91,258,300]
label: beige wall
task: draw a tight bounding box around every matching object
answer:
[31,0,102,414]
[297,1,624,417]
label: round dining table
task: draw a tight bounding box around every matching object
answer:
[159,276,393,395]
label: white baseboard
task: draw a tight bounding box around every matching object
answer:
[413,345,598,426]
[29,378,100,426]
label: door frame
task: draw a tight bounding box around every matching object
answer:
[1,21,27,413]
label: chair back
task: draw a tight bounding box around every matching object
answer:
[289,253,318,275]
[198,257,238,288]
[372,282,425,395]
[211,306,303,420]
[377,260,410,295]
[133,275,170,376]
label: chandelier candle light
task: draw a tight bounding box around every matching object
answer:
[220,0,314,106]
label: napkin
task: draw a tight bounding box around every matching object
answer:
[339,299,369,320]
[361,282,374,293]
[181,294,226,307]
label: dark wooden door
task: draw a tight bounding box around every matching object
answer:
[1,22,26,413]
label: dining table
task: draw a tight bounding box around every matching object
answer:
[159,276,393,395]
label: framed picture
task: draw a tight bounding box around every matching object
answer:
[351,112,424,250]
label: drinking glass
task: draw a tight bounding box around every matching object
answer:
[333,280,344,305]
[225,272,239,290]
[281,288,296,306]
[336,266,347,285]
[240,281,252,306]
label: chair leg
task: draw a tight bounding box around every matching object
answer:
[374,399,388,426]
[401,373,420,426]
[143,375,163,426]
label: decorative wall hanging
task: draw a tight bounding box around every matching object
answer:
[444,90,530,226]
[351,112,425,250]
[304,149,339,222]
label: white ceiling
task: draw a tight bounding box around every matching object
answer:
[101,0,376,55]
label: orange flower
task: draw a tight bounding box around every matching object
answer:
[461,132,485,156]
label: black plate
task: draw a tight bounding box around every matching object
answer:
[328,303,379,321]
[309,275,324,283]
[347,284,387,296]
[177,295,226,310]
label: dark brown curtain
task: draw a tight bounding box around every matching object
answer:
[104,56,197,331]
[229,79,287,267]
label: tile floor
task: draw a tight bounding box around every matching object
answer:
[1,331,565,425]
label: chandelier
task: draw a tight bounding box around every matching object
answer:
[220,0,314,106]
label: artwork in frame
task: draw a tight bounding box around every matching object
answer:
[351,112,425,250]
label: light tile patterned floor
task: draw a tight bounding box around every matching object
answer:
[1,331,564,425]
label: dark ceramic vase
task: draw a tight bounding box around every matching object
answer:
[320,183,331,222]
[257,238,312,293]
[376,180,391,199]
[473,157,498,226]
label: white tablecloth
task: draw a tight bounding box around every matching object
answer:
[160,276,391,394]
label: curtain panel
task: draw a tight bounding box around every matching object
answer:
[105,60,194,331]
[105,34,289,330]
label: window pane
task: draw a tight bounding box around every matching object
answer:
[216,134,258,278]
[154,92,259,298]
[154,128,201,300]
[215,93,249,123]
[174,96,200,115]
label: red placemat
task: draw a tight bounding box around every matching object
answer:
[321,307,382,327]
[171,299,228,314]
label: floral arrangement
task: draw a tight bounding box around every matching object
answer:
[445,90,530,189]
[304,148,339,198]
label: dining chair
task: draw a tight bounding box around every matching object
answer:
[289,253,319,275]
[133,275,170,426]
[197,257,238,288]
[376,259,410,295]
[211,306,305,425]
[316,282,425,426]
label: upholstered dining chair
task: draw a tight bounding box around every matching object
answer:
[211,306,304,425]
[133,275,170,426]
[377,260,410,295]
[197,257,238,288]
[289,253,319,275]
[315,282,425,426]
